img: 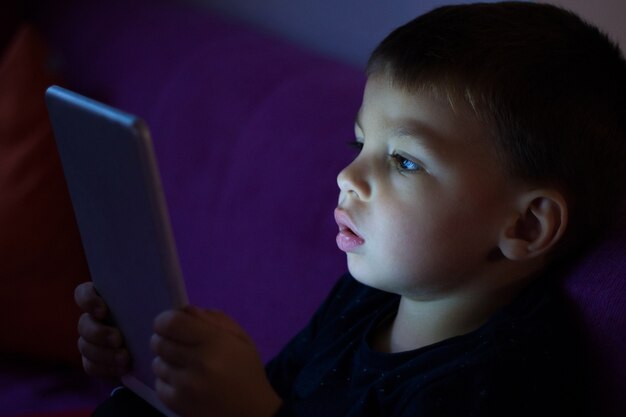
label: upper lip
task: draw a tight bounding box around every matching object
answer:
[334,208,363,238]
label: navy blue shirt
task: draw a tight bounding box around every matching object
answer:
[266,274,588,417]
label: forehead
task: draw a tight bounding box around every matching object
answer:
[358,74,504,175]
[358,75,485,144]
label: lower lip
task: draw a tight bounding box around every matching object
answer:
[336,230,365,252]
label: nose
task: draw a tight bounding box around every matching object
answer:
[337,157,371,201]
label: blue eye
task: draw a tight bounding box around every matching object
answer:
[391,153,422,173]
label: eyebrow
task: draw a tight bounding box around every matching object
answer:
[354,114,444,156]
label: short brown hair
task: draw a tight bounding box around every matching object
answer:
[367,1,626,260]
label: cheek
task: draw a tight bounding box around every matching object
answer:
[374,202,433,258]
[378,194,489,263]
[431,191,507,264]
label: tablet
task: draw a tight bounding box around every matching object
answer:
[45,85,187,417]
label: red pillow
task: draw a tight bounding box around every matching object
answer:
[0,24,90,365]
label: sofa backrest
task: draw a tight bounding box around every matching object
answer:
[563,222,626,416]
[39,0,362,361]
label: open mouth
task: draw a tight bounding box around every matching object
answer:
[339,224,359,238]
[334,209,365,252]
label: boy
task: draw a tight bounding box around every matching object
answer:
[75,2,626,416]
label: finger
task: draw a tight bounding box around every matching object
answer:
[150,334,196,367]
[78,337,130,376]
[82,356,128,378]
[153,309,213,345]
[74,282,108,319]
[188,307,254,347]
[155,377,185,414]
[78,336,130,367]
[77,313,124,348]
[152,356,177,384]
[154,367,197,417]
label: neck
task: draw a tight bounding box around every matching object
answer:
[372,280,529,353]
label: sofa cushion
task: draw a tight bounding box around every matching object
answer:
[564,221,626,417]
[0,24,89,365]
[38,0,365,361]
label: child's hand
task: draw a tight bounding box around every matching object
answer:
[151,306,282,417]
[74,282,130,377]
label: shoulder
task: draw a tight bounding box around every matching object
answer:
[266,274,398,403]
[400,277,588,416]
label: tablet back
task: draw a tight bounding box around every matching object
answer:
[46,85,187,416]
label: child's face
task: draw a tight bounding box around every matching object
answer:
[336,74,521,300]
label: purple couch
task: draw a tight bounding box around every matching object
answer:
[1,0,624,415]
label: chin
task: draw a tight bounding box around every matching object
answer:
[348,266,397,294]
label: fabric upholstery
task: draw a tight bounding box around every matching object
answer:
[0,24,88,366]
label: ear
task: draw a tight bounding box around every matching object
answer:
[499,190,568,261]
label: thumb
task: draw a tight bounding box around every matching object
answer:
[183,306,251,343]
